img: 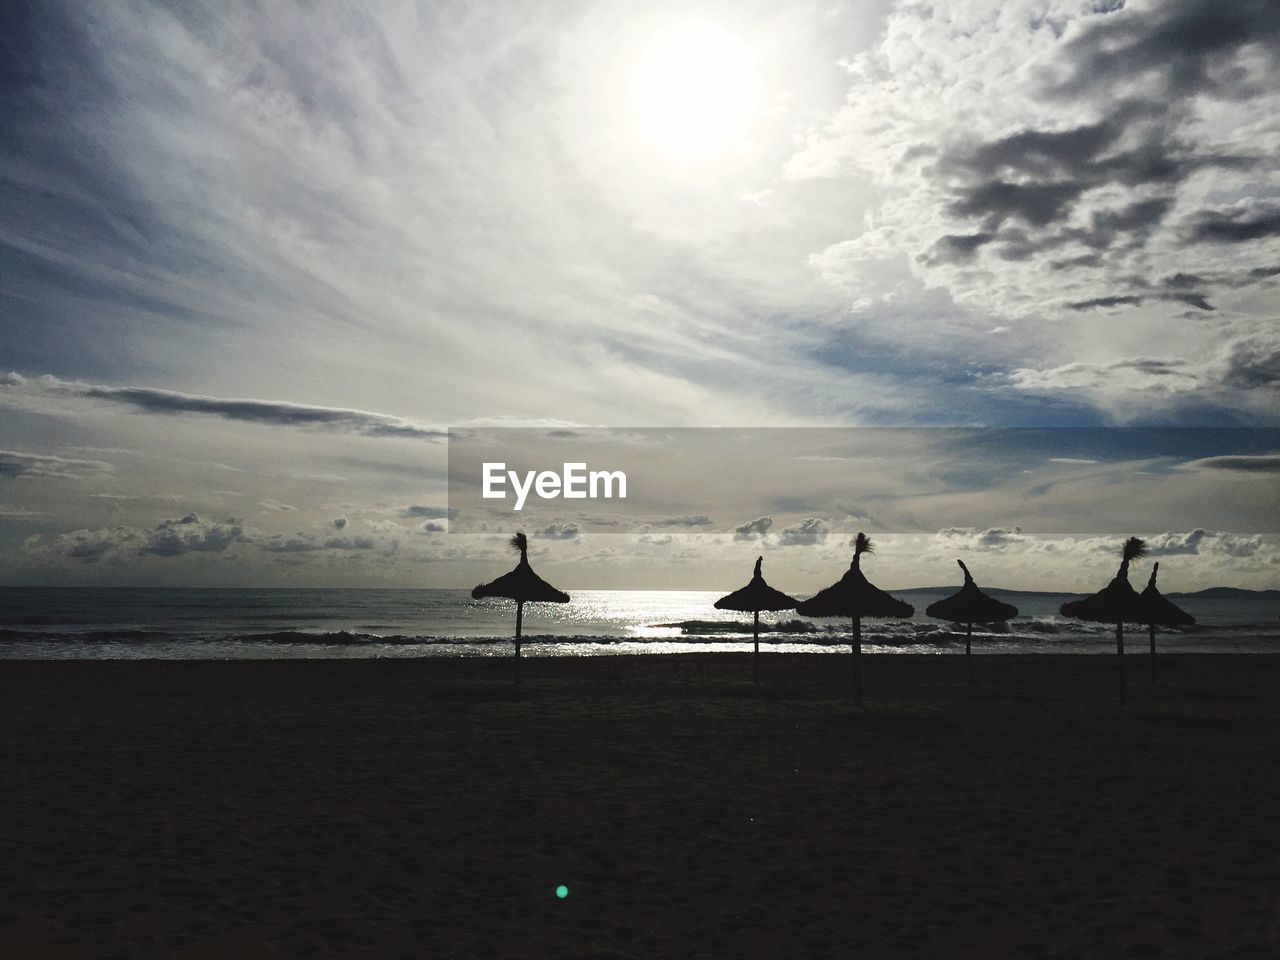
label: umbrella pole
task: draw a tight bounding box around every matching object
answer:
[966,622,973,685]
[753,610,760,686]
[1148,622,1156,684]
[1115,620,1125,706]
[514,600,524,686]
[851,616,864,709]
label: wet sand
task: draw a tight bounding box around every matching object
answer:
[2,653,1278,958]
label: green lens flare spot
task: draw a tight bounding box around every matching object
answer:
[555,885,569,899]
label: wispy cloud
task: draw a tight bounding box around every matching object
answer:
[1183,454,1280,473]
[0,448,113,481]
[1,373,445,440]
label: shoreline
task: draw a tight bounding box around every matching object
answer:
[4,654,1278,957]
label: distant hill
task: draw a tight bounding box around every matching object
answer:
[897,586,1069,597]
[898,585,1280,599]
[1166,587,1280,600]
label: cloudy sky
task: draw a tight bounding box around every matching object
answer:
[2,0,1277,590]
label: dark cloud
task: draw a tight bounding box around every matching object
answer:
[1112,358,1192,377]
[947,180,1087,229]
[938,526,1025,550]
[920,232,995,265]
[0,448,113,480]
[1164,291,1215,312]
[3,374,445,440]
[36,513,243,562]
[533,523,579,540]
[1217,336,1280,389]
[1070,196,1175,249]
[776,517,828,546]
[1184,454,1280,473]
[652,515,713,527]
[1146,529,1209,555]
[1051,0,1280,100]
[1067,291,1214,312]
[260,532,376,553]
[324,536,376,550]
[402,505,450,519]
[1162,272,1207,289]
[1186,207,1280,244]
[733,516,773,540]
[139,514,244,557]
[1147,529,1262,558]
[1049,253,1104,270]
[60,531,138,562]
[1068,295,1144,311]
[917,2,1276,296]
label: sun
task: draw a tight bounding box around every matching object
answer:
[631,21,754,158]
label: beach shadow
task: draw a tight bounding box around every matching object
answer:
[1141,714,1275,734]
[1179,689,1264,703]
[970,689,1066,705]
[823,713,959,738]
[427,687,541,706]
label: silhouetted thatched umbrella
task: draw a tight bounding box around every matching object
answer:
[796,533,913,708]
[714,556,798,686]
[1060,536,1147,705]
[1139,561,1195,684]
[471,532,570,683]
[926,559,1018,683]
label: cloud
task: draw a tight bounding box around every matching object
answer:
[733,516,773,541]
[0,374,445,440]
[260,532,377,553]
[1007,333,1280,407]
[533,523,580,540]
[0,448,114,481]
[1146,529,1261,558]
[1048,0,1280,100]
[651,515,713,528]
[402,505,451,519]
[42,528,140,562]
[776,517,828,546]
[1182,454,1280,473]
[785,0,1279,414]
[1215,336,1280,390]
[139,514,245,557]
[1186,206,1280,244]
[29,513,244,562]
[260,499,297,512]
[0,506,49,520]
[937,526,1026,551]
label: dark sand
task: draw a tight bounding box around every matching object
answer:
[2,653,1278,959]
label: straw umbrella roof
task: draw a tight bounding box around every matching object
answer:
[715,557,798,613]
[796,534,914,619]
[1060,537,1147,624]
[926,560,1018,624]
[1139,562,1195,627]
[471,533,570,604]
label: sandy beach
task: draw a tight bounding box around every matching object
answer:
[3,653,1278,959]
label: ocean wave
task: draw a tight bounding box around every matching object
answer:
[648,619,824,635]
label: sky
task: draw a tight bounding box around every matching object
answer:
[1,0,1277,591]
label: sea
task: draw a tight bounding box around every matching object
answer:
[1,587,1277,660]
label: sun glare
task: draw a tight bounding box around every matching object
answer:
[632,21,754,158]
